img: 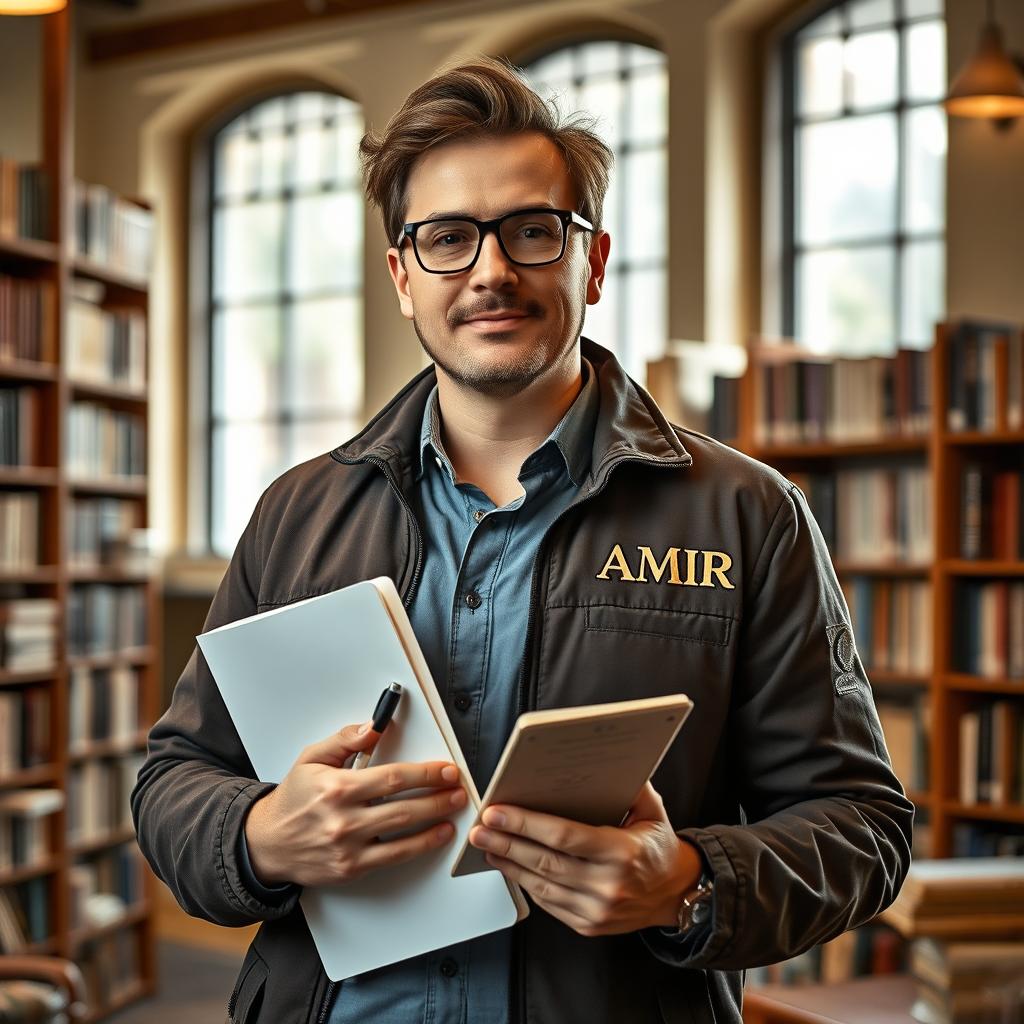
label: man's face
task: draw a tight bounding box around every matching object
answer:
[386,132,610,399]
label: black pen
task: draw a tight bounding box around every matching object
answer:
[352,682,403,770]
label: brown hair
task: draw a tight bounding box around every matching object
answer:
[359,54,614,249]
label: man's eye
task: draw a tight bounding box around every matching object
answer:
[431,232,468,247]
[519,225,554,239]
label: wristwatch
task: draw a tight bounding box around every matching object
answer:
[674,871,713,933]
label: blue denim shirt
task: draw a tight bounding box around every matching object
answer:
[239,358,599,1023]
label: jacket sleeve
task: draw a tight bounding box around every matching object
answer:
[131,491,302,926]
[643,482,914,969]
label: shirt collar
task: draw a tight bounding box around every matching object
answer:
[416,357,599,488]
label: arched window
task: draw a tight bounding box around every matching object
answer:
[207,90,363,555]
[783,0,946,354]
[525,41,668,381]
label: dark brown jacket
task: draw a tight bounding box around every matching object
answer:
[132,339,913,1024]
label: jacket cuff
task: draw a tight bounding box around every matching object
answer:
[219,780,302,919]
[640,828,737,968]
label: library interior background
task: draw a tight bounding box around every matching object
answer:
[1,0,1024,1021]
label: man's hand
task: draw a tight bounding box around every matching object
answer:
[244,721,466,888]
[468,782,703,937]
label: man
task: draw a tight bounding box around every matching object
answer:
[133,56,913,1024]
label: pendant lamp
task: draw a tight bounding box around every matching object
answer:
[0,0,67,12]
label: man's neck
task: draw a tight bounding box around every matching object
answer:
[434,352,584,506]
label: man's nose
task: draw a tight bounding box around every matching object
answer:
[468,231,518,288]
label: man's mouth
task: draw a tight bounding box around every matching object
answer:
[461,311,532,331]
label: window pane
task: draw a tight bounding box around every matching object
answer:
[904,106,946,232]
[289,192,362,295]
[600,165,621,262]
[798,114,897,245]
[627,43,663,70]
[257,129,289,195]
[331,115,363,187]
[904,0,942,18]
[294,91,325,123]
[581,41,621,77]
[252,96,287,132]
[211,304,282,418]
[529,49,573,82]
[579,76,623,149]
[798,37,843,118]
[627,68,667,146]
[288,418,358,465]
[582,274,619,354]
[796,247,896,354]
[623,149,666,263]
[797,8,841,39]
[906,21,946,102]
[849,0,894,30]
[288,296,362,416]
[213,200,284,302]
[211,421,288,556]
[292,119,329,190]
[902,240,944,347]
[214,131,259,201]
[624,267,667,375]
[846,30,898,109]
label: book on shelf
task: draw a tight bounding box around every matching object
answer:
[952,580,1024,679]
[960,463,1023,560]
[69,843,145,931]
[0,491,40,569]
[877,696,931,793]
[0,787,63,873]
[0,273,57,364]
[952,823,1024,858]
[0,383,41,466]
[0,877,48,951]
[0,687,50,774]
[946,320,1023,433]
[72,180,153,280]
[0,158,50,243]
[78,927,140,1008]
[0,596,59,672]
[751,346,931,445]
[841,577,932,675]
[69,662,140,750]
[958,701,1024,805]
[68,278,147,390]
[66,401,146,481]
[67,584,147,657]
[69,496,144,571]
[67,754,143,848]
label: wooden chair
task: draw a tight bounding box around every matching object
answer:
[0,955,87,1024]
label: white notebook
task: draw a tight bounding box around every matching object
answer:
[196,576,527,981]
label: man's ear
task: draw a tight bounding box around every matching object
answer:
[386,246,415,321]
[585,230,611,306]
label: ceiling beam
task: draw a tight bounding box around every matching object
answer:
[87,0,428,64]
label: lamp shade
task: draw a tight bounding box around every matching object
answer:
[0,0,67,12]
[945,20,1024,119]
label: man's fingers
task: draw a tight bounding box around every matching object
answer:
[480,805,619,861]
[358,821,456,873]
[355,786,467,839]
[484,853,601,931]
[340,760,461,802]
[296,722,378,767]
[470,826,587,884]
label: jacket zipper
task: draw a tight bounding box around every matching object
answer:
[313,454,424,1024]
[508,450,692,1024]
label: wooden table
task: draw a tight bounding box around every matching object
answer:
[743,975,916,1024]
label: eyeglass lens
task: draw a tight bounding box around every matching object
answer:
[415,212,565,271]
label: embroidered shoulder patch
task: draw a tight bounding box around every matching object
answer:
[826,622,861,695]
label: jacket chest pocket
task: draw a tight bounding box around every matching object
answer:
[584,604,733,647]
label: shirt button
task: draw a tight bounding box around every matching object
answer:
[435,456,443,470]
[465,591,482,610]
[473,509,485,523]
[439,957,458,978]
[453,693,472,712]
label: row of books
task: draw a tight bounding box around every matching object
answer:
[752,347,932,445]
[0,687,50,775]
[69,279,147,390]
[69,843,145,931]
[0,491,39,569]
[0,383,40,466]
[946,320,1024,433]
[67,584,147,657]
[73,180,153,281]
[0,273,56,363]
[67,754,143,846]
[78,928,141,1010]
[959,700,1024,806]
[0,877,47,951]
[0,788,63,873]
[878,697,930,793]
[842,578,932,675]
[951,581,1024,679]
[69,496,142,570]
[0,597,58,672]
[910,937,1024,1024]
[960,464,1024,560]
[66,401,146,480]
[790,466,933,565]
[69,664,141,750]
[0,158,50,242]
[952,822,1024,858]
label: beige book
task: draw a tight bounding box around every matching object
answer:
[452,694,693,877]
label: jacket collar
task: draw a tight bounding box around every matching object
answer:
[330,337,692,490]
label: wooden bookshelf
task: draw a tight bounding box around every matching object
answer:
[727,322,1024,863]
[0,6,159,1018]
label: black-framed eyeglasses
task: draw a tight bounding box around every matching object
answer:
[398,207,593,274]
